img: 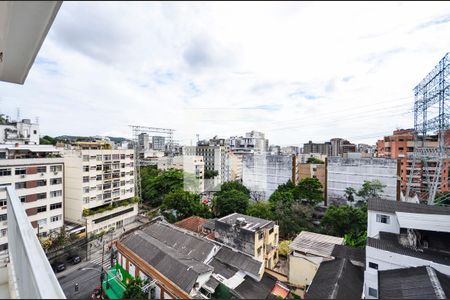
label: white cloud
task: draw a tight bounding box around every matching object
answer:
[0,1,449,147]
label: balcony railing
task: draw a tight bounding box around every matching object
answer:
[3,186,65,299]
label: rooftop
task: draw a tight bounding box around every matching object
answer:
[217,213,273,232]
[368,198,450,215]
[175,216,208,234]
[379,266,450,299]
[213,246,262,279]
[367,232,450,266]
[290,231,344,257]
[305,258,364,299]
[331,244,365,264]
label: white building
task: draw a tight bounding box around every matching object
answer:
[242,154,294,199]
[327,157,399,203]
[157,155,205,193]
[0,144,65,250]
[0,118,40,145]
[63,145,138,235]
[229,131,268,154]
[364,198,450,299]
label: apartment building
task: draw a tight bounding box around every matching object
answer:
[229,131,269,154]
[376,129,449,194]
[302,141,332,156]
[296,163,326,194]
[152,136,165,151]
[184,144,226,190]
[330,138,357,156]
[224,152,243,182]
[157,155,205,193]
[0,144,64,250]
[63,144,138,235]
[0,117,40,145]
[364,198,450,299]
[214,213,280,269]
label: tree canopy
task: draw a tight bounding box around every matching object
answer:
[294,177,323,205]
[306,157,325,164]
[218,181,250,196]
[357,180,386,201]
[141,167,184,207]
[123,278,146,299]
[160,190,211,222]
[213,190,250,217]
[39,135,57,145]
[246,201,273,220]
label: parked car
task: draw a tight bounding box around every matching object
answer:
[51,261,66,273]
[67,254,81,265]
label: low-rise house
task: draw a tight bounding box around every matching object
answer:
[214,213,279,269]
[175,216,214,239]
[114,218,281,299]
[288,231,344,290]
[364,198,450,299]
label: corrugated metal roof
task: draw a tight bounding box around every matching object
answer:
[213,246,262,278]
[368,198,450,215]
[233,273,277,299]
[121,230,212,293]
[208,258,237,279]
[290,231,344,257]
[141,222,215,262]
[305,258,364,299]
[367,232,450,266]
[218,213,273,232]
[331,244,365,264]
[379,266,450,299]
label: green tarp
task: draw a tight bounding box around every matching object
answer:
[102,264,128,299]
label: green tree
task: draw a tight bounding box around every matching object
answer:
[160,190,211,222]
[344,187,357,203]
[269,191,295,206]
[218,181,250,196]
[123,278,146,299]
[204,170,219,179]
[274,202,314,239]
[320,204,367,247]
[141,168,184,207]
[357,180,386,202]
[278,240,292,256]
[294,177,323,205]
[306,157,325,164]
[274,180,296,194]
[213,190,250,217]
[39,135,57,145]
[247,201,274,220]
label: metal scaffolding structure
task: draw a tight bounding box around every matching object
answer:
[129,125,175,205]
[406,53,450,204]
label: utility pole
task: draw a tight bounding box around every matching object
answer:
[100,240,105,297]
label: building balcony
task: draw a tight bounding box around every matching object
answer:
[0,186,65,298]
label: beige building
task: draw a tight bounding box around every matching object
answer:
[63,145,138,235]
[157,155,205,193]
[288,231,343,292]
[214,213,280,269]
[0,144,65,250]
[296,163,326,194]
[224,152,243,182]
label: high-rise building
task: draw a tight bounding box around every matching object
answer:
[376,129,449,195]
[330,138,357,156]
[229,131,268,154]
[63,143,137,235]
[138,133,149,151]
[303,141,332,156]
[0,144,65,250]
[152,136,165,151]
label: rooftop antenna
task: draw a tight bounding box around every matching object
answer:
[16,107,21,122]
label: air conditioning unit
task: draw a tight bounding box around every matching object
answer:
[20,174,25,178]
[53,171,58,175]
[40,173,44,176]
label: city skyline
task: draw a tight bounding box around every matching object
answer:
[1,2,450,146]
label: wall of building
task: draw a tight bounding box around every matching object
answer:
[327,157,398,203]
[0,120,40,145]
[297,163,326,190]
[0,157,64,248]
[242,154,293,199]
[288,253,325,288]
[367,210,400,238]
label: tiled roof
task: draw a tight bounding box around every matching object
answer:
[367,232,450,266]
[379,266,450,299]
[305,258,364,299]
[233,273,277,299]
[290,231,344,257]
[175,216,208,234]
[213,246,262,279]
[331,244,365,264]
[368,198,450,215]
[141,221,215,262]
[121,230,212,293]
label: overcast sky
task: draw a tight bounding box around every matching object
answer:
[1,1,450,146]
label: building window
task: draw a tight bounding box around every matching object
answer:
[50,203,62,210]
[50,165,62,172]
[83,165,89,172]
[83,187,90,193]
[51,178,62,185]
[37,206,47,213]
[50,190,62,198]
[0,214,6,221]
[82,155,89,162]
[83,197,90,204]
[104,155,111,161]
[37,180,47,187]
[96,174,102,181]
[96,155,102,161]
[368,288,378,298]
[0,200,6,207]
[0,229,7,237]
[97,194,103,201]
[0,168,11,176]
[15,182,26,189]
[15,168,26,175]
[121,154,125,160]
[36,166,47,173]
[37,218,47,226]
[50,214,62,222]
[37,193,46,200]
[369,262,378,270]
[376,214,390,224]
[257,246,262,256]
[83,176,90,183]
[269,228,274,234]
[19,196,26,203]
[112,154,120,160]
[258,232,264,240]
